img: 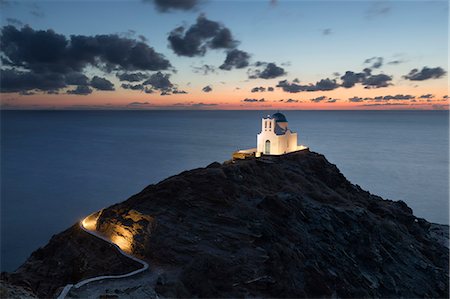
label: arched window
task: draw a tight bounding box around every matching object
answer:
[269,121,271,129]
[265,140,271,154]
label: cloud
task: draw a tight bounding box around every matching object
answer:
[322,28,332,35]
[243,98,265,102]
[363,73,392,88]
[121,83,144,90]
[340,71,366,88]
[362,103,409,107]
[1,25,171,74]
[168,14,237,57]
[143,72,172,90]
[251,86,266,92]
[192,64,216,75]
[0,25,172,94]
[0,69,67,93]
[202,85,212,92]
[219,49,250,70]
[341,70,392,89]
[127,101,150,107]
[249,62,286,79]
[276,78,339,93]
[419,94,434,99]
[349,94,415,103]
[268,87,274,91]
[373,94,414,101]
[387,60,403,65]
[172,89,187,94]
[285,98,299,103]
[91,76,115,91]
[364,56,383,69]
[67,85,92,95]
[172,102,218,109]
[310,96,326,103]
[348,96,364,102]
[146,0,200,12]
[191,102,217,108]
[403,67,446,81]
[65,72,89,86]
[116,72,148,82]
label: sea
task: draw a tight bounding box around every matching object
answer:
[1,110,448,272]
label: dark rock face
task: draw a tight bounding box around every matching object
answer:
[4,150,449,298]
[1,224,142,297]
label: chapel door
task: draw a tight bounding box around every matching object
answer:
[265,140,271,154]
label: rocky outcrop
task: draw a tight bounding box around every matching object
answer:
[3,150,449,298]
[1,224,142,297]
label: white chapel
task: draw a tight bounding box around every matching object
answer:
[257,112,299,155]
[233,112,307,159]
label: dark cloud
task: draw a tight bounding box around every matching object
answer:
[364,56,383,69]
[341,70,392,89]
[190,102,217,108]
[121,83,144,90]
[310,96,326,103]
[143,72,172,90]
[362,103,409,107]
[127,101,150,107]
[285,98,299,103]
[116,72,148,82]
[210,28,238,49]
[268,87,274,91]
[202,85,212,92]
[243,98,265,102]
[147,0,200,12]
[419,94,434,99]
[172,89,187,94]
[19,90,35,96]
[349,94,415,103]
[363,74,392,88]
[276,78,339,93]
[403,67,446,81]
[387,60,403,65]
[219,49,250,70]
[168,14,237,57]
[340,71,366,88]
[91,76,115,91]
[250,62,286,79]
[192,64,216,75]
[66,72,89,86]
[322,28,332,35]
[373,94,414,101]
[0,25,172,94]
[0,69,67,93]
[67,85,92,95]
[1,25,171,74]
[251,86,266,92]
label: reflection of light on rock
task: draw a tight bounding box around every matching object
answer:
[111,227,133,253]
[81,210,134,254]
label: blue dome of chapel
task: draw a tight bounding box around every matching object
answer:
[272,112,287,122]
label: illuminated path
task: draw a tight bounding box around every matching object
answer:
[56,217,149,299]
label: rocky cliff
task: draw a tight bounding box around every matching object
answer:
[2,150,449,298]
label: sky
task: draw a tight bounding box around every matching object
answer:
[0,0,448,110]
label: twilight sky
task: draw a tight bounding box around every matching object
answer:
[0,0,448,110]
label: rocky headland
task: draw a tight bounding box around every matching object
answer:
[1,149,448,298]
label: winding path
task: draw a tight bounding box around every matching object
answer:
[56,220,149,299]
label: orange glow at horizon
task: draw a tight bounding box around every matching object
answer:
[1,82,448,110]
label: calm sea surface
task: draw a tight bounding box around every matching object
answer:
[1,110,448,271]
